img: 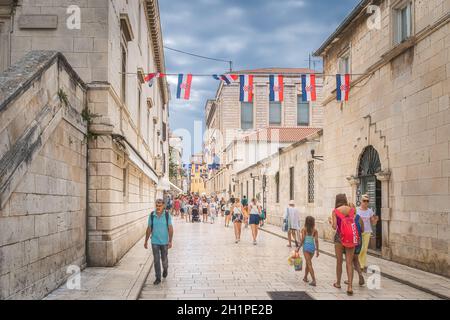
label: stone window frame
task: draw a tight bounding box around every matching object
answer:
[123,165,129,202]
[240,101,254,130]
[296,95,311,126]
[391,0,414,46]
[337,46,351,75]
[269,101,282,126]
[307,160,315,203]
[137,82,142,135]
[289,166,295,201]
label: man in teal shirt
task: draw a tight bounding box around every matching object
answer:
[144,199,174,285]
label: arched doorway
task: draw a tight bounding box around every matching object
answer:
[357,146,382,250]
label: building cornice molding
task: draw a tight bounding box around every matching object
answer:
[145,0,168,105]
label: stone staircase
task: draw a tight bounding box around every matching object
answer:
[0,51,88,299]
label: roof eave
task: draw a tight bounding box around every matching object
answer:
[313,0,371,57]
[145,0,169,104]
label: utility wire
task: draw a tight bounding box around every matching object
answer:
[164,46,233,71]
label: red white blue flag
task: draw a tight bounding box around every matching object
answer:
[239,75,253,102]
[301,74,316,102]
[336,74,350,101]
[177,74,192,100]
[144,73,165,87]
[213,74,238,85]
[269,75,284,102]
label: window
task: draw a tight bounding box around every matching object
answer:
[137,85,142,133]
[147,107,151,144]
[246,180,249,199]
[289,167,294,200]
[121,45,127,104]
[252,179,255,199]
[162,122,167,142]
[138,1,142,47]
[308,161,314,203]
[269,102,281,125]
[122,167,128,200]
[241,102,253,130]
[240,183,243,197]
[338,52,350,74]
[297,96,310,126]
[394,1,412,44]
[275,172,280,203]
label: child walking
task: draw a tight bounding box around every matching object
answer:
[299,216,319,286]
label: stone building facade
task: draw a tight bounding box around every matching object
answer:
[236,130,324,228]
[0,0,171,298]
[204,68,324,199]
[0,52,87,299]
[314,0,449,276]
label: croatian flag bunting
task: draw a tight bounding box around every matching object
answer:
[336,74,350,102]
[144,73,165,87]
[176,74,193,100]
[301,74,317,102]
[213,74,238,85]
[269,75,284,102]
[239,75,254,102]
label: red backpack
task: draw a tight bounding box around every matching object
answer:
[335,208,359,248]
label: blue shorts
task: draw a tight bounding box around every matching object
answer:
[249,214,260,225]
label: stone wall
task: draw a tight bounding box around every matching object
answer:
[318,0,449,276]
[0,51,87,299]
[236,131,326,235]
[6,0,171,268]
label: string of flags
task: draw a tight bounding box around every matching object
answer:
[143,72,352,102]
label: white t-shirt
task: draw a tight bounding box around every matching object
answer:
[357,207,375,233]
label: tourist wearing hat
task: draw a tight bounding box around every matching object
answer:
[284,200,300,247]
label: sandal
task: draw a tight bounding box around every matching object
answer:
[346,289,353,296]
[359,275,365,286]
[309,281,317,287]
[333,283,341,289]
[303,278,309,283]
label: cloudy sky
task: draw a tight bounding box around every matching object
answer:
[159,0,360,163]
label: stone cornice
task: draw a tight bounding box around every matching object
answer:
[145,0,168,105]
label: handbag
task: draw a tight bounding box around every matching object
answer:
[282,218,288,232]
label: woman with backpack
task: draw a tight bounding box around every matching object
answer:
[331,194,360,296]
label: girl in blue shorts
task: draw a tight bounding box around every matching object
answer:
[300,216,319,286]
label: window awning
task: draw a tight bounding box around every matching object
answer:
[170,182,182,193]
[122,139,159,184]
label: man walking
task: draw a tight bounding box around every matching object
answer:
[284,200,300,247]
[144,199,174,285]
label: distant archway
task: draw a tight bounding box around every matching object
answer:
[357,146,382,250]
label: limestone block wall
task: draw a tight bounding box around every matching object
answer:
[0,51,87,299]
[10,0,109,83]
[319,0,449,276]
[87,136,156,266]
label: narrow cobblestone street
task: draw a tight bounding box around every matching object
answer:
[139,216,440,300]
